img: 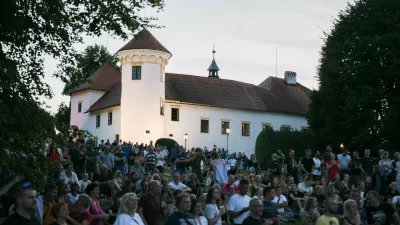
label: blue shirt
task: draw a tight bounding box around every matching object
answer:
[262,201,278,219]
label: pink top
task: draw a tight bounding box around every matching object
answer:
[222,183,238,194]
[89,201,103,225]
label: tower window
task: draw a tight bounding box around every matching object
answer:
[262,123,271,130]
[160,101,165,116]
[221,121,230,134]
[280,125,292,132]
[78,102,82,113]
[171,108,179,121]
[242,123,250,136]
[96,115,101,128]
[132,66,141,80]
[201,119,209,133]
[108,112,113,125]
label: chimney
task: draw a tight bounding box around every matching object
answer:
[284,71,297,85]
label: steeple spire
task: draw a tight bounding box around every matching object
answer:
[208,43,220,78]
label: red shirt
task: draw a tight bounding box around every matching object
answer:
[138,192,161,225]
[47,152,60,160]
[327,160,339,180]
[69,211,92,224]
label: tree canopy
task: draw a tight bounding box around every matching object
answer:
[307,0,400,150]
[0,0,164,183]
[56,44,120,94]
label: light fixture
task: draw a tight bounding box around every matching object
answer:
[340,143,344,148]
[184,133,188,140]
[226,128,230,134]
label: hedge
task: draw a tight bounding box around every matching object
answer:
[155,138,178,154]
[255,128,329,169]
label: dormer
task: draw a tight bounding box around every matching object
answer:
[284,71,297,85]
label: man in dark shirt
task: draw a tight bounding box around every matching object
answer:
[262,187,279,224]
[191,148,207,184]
[360,149,375,177]
[284,149,299,183]
[92,164,113,195]
[243,198,268,225]
[114,147,125,174]
[365,191,400,225]
[127,147,137,168]
[269,153,282,178]
[3,183,41,225]
[300,149,315,176]
[85,146,98,178]
[138,180,162,225]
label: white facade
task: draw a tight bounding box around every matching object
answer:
[70,89,105,129]
[118,49,171,144]
[163,103,308,155]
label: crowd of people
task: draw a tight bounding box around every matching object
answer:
[2,139,400,225]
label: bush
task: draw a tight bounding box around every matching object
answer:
[255,128,327,169]
[155,138,178,154]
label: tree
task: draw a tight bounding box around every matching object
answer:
[0,0,164,184]
[56,44,120,93]
[307,0,400,151]
[54,102,71,137]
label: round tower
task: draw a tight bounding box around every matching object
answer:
[117,28,171,144]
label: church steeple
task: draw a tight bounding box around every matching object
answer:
[207,44,220,78]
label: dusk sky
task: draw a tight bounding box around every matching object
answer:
[43,0,352,113]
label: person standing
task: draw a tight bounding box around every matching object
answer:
[284,149,299,184]
[191,148,207,184]
[145,146,157,173]
[3,182,41,225]
[338,148,352,179]
[227,179,251,225]
[300,149,315,177]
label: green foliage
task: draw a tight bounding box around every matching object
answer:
[55,44,120,93]
[255,128,325,169]
[307,0,400,150]
[1,0,164,186]
[55,102,71,137]
[155,138,178,152]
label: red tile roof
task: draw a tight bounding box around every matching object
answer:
[66,64,121,95]
[85,72,311,116]
[118,28,171,54]
[86,83,121,113]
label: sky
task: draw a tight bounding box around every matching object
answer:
[43,0,352,113]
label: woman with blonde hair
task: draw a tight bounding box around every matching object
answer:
[343,199,361,225]
[114,193,145,225]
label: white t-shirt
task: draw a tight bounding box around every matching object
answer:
[298,183,313,193]
[168,181,188,190]
[59,171,79,184]
[194,216,208,225]
[313,157,321,176]
[227,194,251,224]
[156,151,168,167]
[228,158,237,167]
[114,213,145,225]
[205,204,221,225]
[272,195,288,213]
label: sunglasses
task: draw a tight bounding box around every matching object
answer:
[21,182,32,189]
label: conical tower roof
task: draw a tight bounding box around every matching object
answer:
[118,28,171,54]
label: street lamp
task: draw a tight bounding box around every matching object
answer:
[226,128,230,151]
[184,133,188,150]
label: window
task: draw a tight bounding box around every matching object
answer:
[146,130,150,134]
[301,126,309,132]
[132,66,141,80]
[171,108,179,121]
[221,121,230,134]
[242,123,250,136]
[160,68,164,82]
[262,123,271,130]
[280,125,291,132]
[115,134,119,142]
[108,112,113,125]
[201,119,209,133]
[96,115,101,128]
[160,101,165,116]
[169,134,173,137]
[78,102,82,113]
